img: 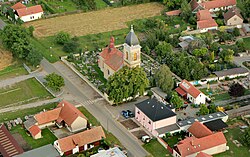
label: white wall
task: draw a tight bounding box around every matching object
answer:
[54,141,64,156]
[20,12,43,22]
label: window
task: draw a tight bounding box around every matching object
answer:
[134,52,137,61]
[234,18,237,21]
[148,121,151,124]
[137,111,140,114]
[107,69,110,75]
[126,52,128,60]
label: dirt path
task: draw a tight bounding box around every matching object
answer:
[24,3,164,37]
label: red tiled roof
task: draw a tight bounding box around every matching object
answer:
[35,107,62,125]
[197,19,218,29]
[197,9,212,21]
[29,125,41,137]
[16,5,43,17]
[11,2,26,10]
[201,0,236,10]
[177,132,227,157]
[0,124,24,157]
[175,87,187,96]
[178,80,202,98]
[57,126,106,153]
[99,37,124,71]
[188,122,213,138]
[196,152,213,157]
[224,7,243,22]
[166,10,181,16]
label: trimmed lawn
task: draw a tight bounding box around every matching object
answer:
[10,126,57,149]
[0,78,53,108]
[0,102,57,123]
[45,0,78,13]
[0,63,28,80]
[214,92,231,101]
[143,139,171,157]
[243,37,250,50]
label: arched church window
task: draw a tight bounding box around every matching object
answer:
[134,52,137,61]
[126,52,128,60]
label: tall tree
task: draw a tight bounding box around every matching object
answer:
[154,64,174,94]
[199,104,209,115]
[45,73,65,91]
[219,49,234,63]
[228,83,245,98]
[170,92,184,109]
[106,66,149,104]
[180,0,192,21]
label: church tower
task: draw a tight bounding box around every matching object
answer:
[123,25,141,68]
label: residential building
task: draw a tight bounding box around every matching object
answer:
[173,122,228,157]
[98,25,141,79]
[54,126,106,156]
[0,124,24,157]
[91,147,127,157]
[175,80,207,105]
[24,100,88,139]
[224,7,243,28]
[196,9,218,33]
[135,98,176,137]
[11,2,43,22]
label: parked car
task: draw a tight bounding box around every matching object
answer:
[126,110,134,117]
[121,110,129,119]
[141,135,151,143]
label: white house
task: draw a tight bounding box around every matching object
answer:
[175,80,207,105]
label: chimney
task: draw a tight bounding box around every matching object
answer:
[108,36,115,52]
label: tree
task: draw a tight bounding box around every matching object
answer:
[210,42,220,54]
[45,73,65,91]
[192,47,208,58]
[55,31,70,45]
[63,40,80,53]
[106,66,149,104]
[242,128,250,146]
[155,41,173,61]
[154,64,174,94]
[199,104,209,115]
[219,49,234,63]
[28,26,35,37]
[180,0,192,21]
[26,48,43,66]
[188,38,206,52]
[170,92,184,109]
[238,0,250,19]
[201,33,214,46]
[163,0,181,9]
[228,83,245,98]
[208,104,217,113]
[233,28,240,37]
[210,51,215,62]
[236,39,246,52]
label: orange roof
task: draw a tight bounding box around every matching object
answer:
[178,80,202,98]
[29,125,41,137]
[35,108,62,125]
[197,19,218,29]
[175,87,187,96]
[11,2,26,10]
[177,132,227,157]
[201,0,236,10]
[99,37,124,71]
[196,152,213,157]
[57,100,87,126]
[197,9,212,21]
[166,10,181,16]
[188,122,213,138]
[57,126,106,152]
[16,5,43,17]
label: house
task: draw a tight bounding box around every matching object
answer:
[54,126,106,156]
[175,80,207,105]
[90,147,127,157]
[173,122,227,157]
[243,23,250,35]
[178,36,195,50]
[11,2,43,22]
[14,144,60,157]
[190,0,236,13]
[196,9,218,33]
[165,10,181,16]
[135,98,177,137]
[224,7,243,28]
[24,101,88,139]
[98,25,141,79]
[0,124,24,157]
[213,67,249,80]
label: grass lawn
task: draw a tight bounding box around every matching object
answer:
[214,92,231,101]
[0,102,57,123]
[143,139,171,157]
[164,135,181,148]
[0,78,53,108]
[45,0,78,13]
[77,106,122,147]
[0,63,28,80]
[95,0,108,9]
[10,126,57,149]
[243,37,250,50]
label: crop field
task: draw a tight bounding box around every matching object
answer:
[24,3,164,37]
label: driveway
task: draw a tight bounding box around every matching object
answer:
[233,56,250,71]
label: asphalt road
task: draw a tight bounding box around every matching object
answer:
[40,59,149,157]
[233,56,250,71]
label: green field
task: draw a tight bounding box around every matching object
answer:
[143,139,171,157]
[243,37,250,50]
[11,126,57,149]
[0,63,28,80]
[45,0,78,13]
[0,78,52,108]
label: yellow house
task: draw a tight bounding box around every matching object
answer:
[98,25,141,79]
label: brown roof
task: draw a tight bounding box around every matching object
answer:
[34,107,62,125]
[178,80,202,98]
[214,67,249,77]
[177,132,227,157]
[196,152,213,157]
[201,0,236,10]
[57,126,106,152]
[16,5,43,17]
[224,7,243,22]
[0,124,24,157]
[197,19,218,29]
[166,10,181,16]
[99,37,124,71]
[29,125,41,137]
[190,0,201,11]
[11,2,26,10]
[188,122,213,138]
[197,9,212,21]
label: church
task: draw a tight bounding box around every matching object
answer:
[98,26,141,79]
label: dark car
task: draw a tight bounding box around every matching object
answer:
[126,110,134,117]
[121,110,129,119]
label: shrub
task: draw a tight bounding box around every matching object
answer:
[55,32,70,45]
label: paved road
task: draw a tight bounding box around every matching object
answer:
[40,59,149,157]
[233,56,250,71]
[0,75,33,88]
